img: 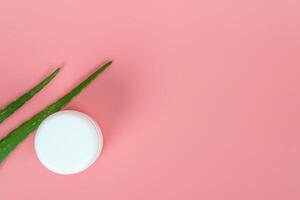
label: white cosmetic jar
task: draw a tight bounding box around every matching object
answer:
[34,110,103,175]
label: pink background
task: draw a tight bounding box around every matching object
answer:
[0,0,299,199]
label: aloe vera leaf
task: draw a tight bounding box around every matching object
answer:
[0,61,112,165]
[0,68,61,124]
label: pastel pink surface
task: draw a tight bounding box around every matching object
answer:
[0,0,299,199]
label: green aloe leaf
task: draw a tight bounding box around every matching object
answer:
[0,61,112,165]
[0,68,60,124]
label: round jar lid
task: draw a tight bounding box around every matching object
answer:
[34,110,103,175]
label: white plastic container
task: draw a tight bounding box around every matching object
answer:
[34,110,103,175]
